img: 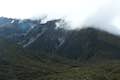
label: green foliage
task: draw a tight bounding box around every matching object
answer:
[0,38,120,80]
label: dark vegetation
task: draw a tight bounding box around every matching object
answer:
[0,17,120,80]
[0,38,120,80]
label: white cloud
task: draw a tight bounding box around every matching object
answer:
[0,0,109,23]
[0,0,120,33]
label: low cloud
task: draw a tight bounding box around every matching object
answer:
[83,0,120,35]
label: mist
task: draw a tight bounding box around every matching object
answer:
[83,0,120,35]
[31,0,120,35]
[0,0,120,35]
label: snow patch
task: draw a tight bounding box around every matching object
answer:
[57,38,65,48]
[11,20,15,23]
[31,24,36,29]
[23,28,47,47]
[18,20,24,24]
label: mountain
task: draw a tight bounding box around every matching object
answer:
[21,19,69,50]
[0,38,120,80]
[0,17,42,42]
[0,38,73,80]
[0,17,120,80]
[21,21,120,61]
[57,28,120,61]
[0,17,120,61]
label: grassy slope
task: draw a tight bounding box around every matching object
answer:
[0,39,70,80]
[0,39,120,80]
[45,61,120,80]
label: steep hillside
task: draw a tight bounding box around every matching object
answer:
[0,17,120,80]
[23,26,120,62]
[57,28,120,61]
[0,38,71,80]
[0,38,120,80]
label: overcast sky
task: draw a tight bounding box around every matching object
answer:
[0,0,120,34]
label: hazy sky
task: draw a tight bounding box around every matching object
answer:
[0,0,120,33]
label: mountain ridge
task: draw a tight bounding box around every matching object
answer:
[0,17,120,61]
[0,17,120,80]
